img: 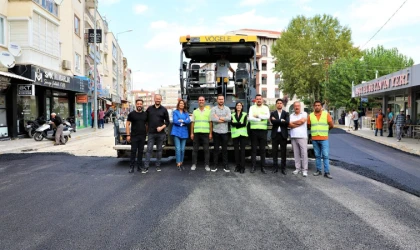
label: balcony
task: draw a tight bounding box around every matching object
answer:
[86,0,98,9]
[84,11,95,24]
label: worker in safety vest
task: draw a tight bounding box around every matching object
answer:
[231,101,248,174]
[248,94,270,174]
[307,100,334,179]
[190,96,213,171]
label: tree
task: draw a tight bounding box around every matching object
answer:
[327,45,414,110]
[272,14,357,103]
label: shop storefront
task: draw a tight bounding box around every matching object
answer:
[353,64,420,127]
[6,65,89,138]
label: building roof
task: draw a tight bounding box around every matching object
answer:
[227,29,281,39]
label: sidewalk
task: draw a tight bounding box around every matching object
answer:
[336,125,420,156]
[0,126,114,155]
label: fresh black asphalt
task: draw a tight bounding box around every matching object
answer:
[1,149,420,249]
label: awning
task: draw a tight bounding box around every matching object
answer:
[0,71,34,82]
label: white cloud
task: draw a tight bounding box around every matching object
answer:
[133,4,148,14]
[150,20,169,29]
[239,0,266,7]
[99,0,120,5]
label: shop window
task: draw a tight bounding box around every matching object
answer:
[53,97,69,119]
[17,96,39,134]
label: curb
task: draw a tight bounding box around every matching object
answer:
[341,128,420,156]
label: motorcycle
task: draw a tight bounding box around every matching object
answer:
[25,117,46,138]
[33,121,73,143]
[66,116,77,132]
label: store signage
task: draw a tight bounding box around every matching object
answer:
[76,94,88,103]
[355,72,410,96]
[30,66,89,93]
[18,84,35,96]
[88,29,102,43]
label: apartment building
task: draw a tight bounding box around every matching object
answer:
[132,90,154,107]
[158,84,180,110]
[3,0,91,138]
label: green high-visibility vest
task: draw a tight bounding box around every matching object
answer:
[193,109,210,133]
[310,111,329,137]
[231,112,248,138]
[249,105,268,130]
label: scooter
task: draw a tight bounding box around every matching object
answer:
[25,116,46,138]
[33,121,73,143]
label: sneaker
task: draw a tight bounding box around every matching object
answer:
[156,167,161,172]
[302,171,308,177]
[397,139,401,142]
[224,165,230,173]
[292,170,300,175]
[313,170,322,176]
[191,164,196,171]
[141,168,148,174]
[211,166,218,172]
[324,173,333,179]
[205,165,210,172]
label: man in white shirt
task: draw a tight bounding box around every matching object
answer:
[288,101,308,177]
[352,109,359,131]
[248,94,271,174]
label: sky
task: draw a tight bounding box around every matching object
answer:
[98,0,420,91]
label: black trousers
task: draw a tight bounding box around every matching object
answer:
[233,135,247,168]
[251,129,267,168]
[192,133,210,166]
[130,135,146,167]
[213,132,229,167]
[272,133,287,169]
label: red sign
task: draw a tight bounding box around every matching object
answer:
[355,73,410,96]
[76,94,88,103]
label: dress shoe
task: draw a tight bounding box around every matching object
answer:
[324,173,333,179]
[129,166,135,173]
[272,166,279,173]
[313,170,322,176]
[281,169,287,175]
[240,168,245,174]
[234,165,240,172]
[250,166,256,173]
[261,167,267,174]
[137,166,141,172]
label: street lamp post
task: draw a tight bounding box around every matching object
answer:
[115,30,132,115]
[93,0,98,131]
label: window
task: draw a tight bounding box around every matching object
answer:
[262,89,267,98]
[0,16,5,46]
[275,88,280,98]
[32,0,59,17]
[74,15,80,37]
[32,12,59,57]
[262,74,267,85]
[112,43,117,60]
[275,74,281,85]
[75,53,81,72]
[261,45,267,57]
[262,62,267,71]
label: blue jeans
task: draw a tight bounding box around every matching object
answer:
[173,136,187,164]
[312,140,330,173]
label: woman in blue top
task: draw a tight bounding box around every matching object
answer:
[171,100,191,170]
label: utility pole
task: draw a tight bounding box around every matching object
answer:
[93,1,98,131]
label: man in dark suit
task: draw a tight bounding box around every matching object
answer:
[270,98,290,175]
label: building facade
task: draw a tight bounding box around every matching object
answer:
[157,84,180,109]
[132,90,154,107]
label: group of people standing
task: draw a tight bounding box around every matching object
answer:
[125,93,334,179]
[375,107,409,142]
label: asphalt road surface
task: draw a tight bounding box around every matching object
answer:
[1,152,419,250]
[329,129,420,197]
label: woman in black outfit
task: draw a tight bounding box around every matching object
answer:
[231,102,248,173]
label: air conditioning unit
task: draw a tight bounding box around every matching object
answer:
[62,60,71,70]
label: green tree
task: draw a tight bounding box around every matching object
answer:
[327,45,414,109]
[271,14,357,103]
